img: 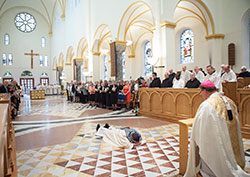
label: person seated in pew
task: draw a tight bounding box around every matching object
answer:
[184,80,249,177]
[95,123,145,149]
[0,80,9,93]
[221,65,237,83]
[194,66,205,82]
[168,68,176,81]
[180,66,191,84]
[238,66,250,78]
[173,73,185,88]
[149,72,161,88]
[204,65,222,92]
[185,73,201,88]
[162,72,173,88]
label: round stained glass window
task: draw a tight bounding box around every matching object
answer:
[14,12,37,33]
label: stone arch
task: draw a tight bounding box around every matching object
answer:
[52,56,57,71]
[117,1,155,57]
[58,52,64,68]
[66,46,74,65]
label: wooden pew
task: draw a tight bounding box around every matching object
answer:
[138,88,203,123]
[0,94,17,177]
[222,82,237,104]
[237,78,250,88]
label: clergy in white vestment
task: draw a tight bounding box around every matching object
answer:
[48,85,53,95]
[194,66,205,82]
[221,65,237,83]
[180,66,191,84]
[57,84,61,94]
[184,80,249,177]
[95,124,145,149]
[204,65,222,92]
[173,73,185,88]
[53,84,58,95]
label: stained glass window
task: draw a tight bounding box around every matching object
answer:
[14,12,36,33]
[8,54,13,65]
[40,55,43,66]
[122,52,125,79]
[180,29,194,64]
[4,33,9,45]
[2,53,7,65]
[41,37,46,47]
[144,41,153,76]
[104,55,107,80]
[44,55,48,66]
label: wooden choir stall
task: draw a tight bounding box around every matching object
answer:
[0,94,17,177]
[139,79,250,175]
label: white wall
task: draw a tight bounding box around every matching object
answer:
[0,7,51,86]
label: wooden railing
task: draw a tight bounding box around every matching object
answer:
[0,94,17,177]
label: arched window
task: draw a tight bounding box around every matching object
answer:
[2,53,7,65]
[41,37,46,47]
[3,71,12,77]
[39,55,43,66]
[4,33,10,45]
[8,54,13,65]
[180,29,194,64]
[104,55,107,80]
[122,52,125,79]
[21,70,33,76]
[44,55,48,66]
[144,41,153,76]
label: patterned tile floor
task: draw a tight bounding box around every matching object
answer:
[15,95,250,176]
[16,123,182,177]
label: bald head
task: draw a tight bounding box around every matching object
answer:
[164,72,169,79]
[169,69,173,74]
[190,73,196,80]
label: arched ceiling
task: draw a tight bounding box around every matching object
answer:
[174,0,215,36]
[0,0,65,34]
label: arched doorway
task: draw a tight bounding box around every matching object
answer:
[20,70,34,89]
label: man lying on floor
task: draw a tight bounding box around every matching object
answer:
[95,123,145,149]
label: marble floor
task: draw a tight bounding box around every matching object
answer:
[14,95,250,177]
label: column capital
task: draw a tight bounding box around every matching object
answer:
[160,21,176,29]
[114,40,127,45]
[92,51,101,56]
[205,34,225,40]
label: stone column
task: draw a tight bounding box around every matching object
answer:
[115,43,126,81]
[92,52,100,81]
[75,60,83,82]
[206,35,224,71]
[160,21,176,72]
[56,67,63,85]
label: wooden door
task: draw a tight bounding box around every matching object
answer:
[20,78,34,89]
[40,78,49,86]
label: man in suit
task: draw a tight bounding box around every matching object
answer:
[149,72,161,88]
[0,80,9,93]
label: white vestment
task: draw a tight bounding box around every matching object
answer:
[97,127,133,149]
[184,92,248,177]
[204,71,222,92]
[195,71,205,83]
[57,85,61,94]
[181,70,191,84]
[221,70,237,82]
[53,85,58,95]
[173,79,185,88]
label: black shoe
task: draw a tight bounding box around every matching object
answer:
[96,124,100,132]
[104,123,110,129]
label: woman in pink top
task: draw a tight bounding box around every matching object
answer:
[88,82,95,106]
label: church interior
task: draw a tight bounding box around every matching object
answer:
[0,0,250,176]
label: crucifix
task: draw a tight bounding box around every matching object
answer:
[24,50,39,69]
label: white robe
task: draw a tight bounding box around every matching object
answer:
[173,79,185,88]
[184,92,248,177]
[221,70,237,82]
[204,71,222,92]
[53,85,58,95]
[181,70,191,84]
[195,71,205,83]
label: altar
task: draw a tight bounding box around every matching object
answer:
[30,90,45,100]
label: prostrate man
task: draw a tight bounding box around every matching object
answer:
[162,72,173,88]
[185,73,201,88]
[221,65,237,83]
[96,124,145,149]
[194,66,205,82]
[149,72,161,88]
[204,65,222,92]
[238,66,250,78]
[185,80,249,177]
[180,66,191,84]
[173,73,185,88]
